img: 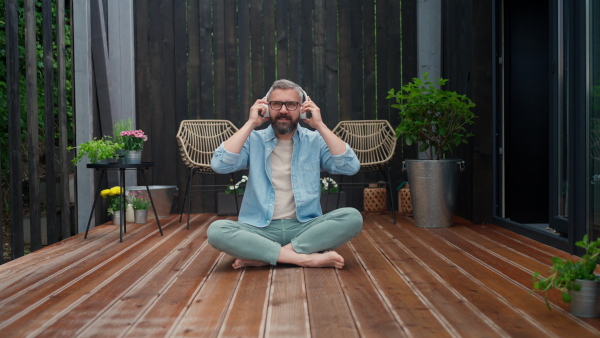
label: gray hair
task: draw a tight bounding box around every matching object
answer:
[266,79,306,102]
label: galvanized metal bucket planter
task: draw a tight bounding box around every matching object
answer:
[403,159,465,228]
[569,279,600,317]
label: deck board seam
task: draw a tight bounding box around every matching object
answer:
[24,218,197,338]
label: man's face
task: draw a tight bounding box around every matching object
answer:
[268,88,301,136]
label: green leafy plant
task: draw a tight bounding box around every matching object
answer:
[67,137,122,165]
[532,235,600,310]
[321,177,339,194]
[127,191,150,210]
[113,118,133,146]
[387,73,477,160]
[225,175,248,194]
[101,186,124,215]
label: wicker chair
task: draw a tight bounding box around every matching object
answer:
[332,120,398,223]
[176,120,240,228]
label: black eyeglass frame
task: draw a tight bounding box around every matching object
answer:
[267,101,301,111]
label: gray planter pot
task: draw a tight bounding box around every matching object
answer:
[569,279,600,317]
[217,192,244,216]
[404,159,464,228]
[320,191,346,213]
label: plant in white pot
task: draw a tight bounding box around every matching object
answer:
[531,235,600,317]
[387,73,476,227]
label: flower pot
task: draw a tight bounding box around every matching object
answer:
[217,192,243,216]
[126,204,135,222]
[569,279,600,317]
[125,150,142,164]
[112,210,122,225]
[134,209,149,224]
[404,159,463,228]
[94,158,109,164]
[320,191,346,213]
[116,149,126,164]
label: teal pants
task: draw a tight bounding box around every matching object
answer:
[207,207,363,265]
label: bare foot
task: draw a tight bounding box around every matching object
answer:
[278,244,345,269]
[232,258,269,269]
[304,251,345,269]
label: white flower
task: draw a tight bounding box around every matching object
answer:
[229,185,235,190]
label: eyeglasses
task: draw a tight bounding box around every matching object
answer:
[268,101,300,111]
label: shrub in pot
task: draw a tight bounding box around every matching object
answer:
[68,137,122,165]
[387,73,476,227]
[532,235,600,317]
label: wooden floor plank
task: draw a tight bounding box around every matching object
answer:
[345,227,453,338]
[7,216,212,337]
[367,214,554,337]
[304,267,359,337]
[218,266,272,337]
[265,266,310,337]
[380,215,600,337]
[360,216,505,338]
[125,217,223,337]
[74,216,215,336]
[0,216,189,334]
[0,212,599,337]
[169,253,241,337]
[335,243,406,337]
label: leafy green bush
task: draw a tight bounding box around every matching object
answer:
[387,73,476,160]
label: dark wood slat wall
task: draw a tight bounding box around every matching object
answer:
[442,0,494,224]
[134,0,416,213]
[25,0,42,252]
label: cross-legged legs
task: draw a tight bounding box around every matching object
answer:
[207,207,363,269]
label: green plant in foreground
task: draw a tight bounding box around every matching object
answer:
[532,234,600,310]
[68,137,123,165]
[387,73,477,160]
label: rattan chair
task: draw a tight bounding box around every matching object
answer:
[176,120,240,228]
[332,120,398,223]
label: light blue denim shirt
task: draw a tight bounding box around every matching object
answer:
[211,124,360,227]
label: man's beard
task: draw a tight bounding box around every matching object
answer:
[271,114,298,135]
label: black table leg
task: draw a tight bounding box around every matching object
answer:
[120,168,126,242]
[140,169,163,236]
[84,169,107,239]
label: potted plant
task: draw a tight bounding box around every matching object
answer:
[120,129,148,164]
[320,177,346,213]
[128,190,151,223]
[217,175,247,215]
[113,118,133,163]
[387,73,476,227]
[68,137,123,165]
[532,235,600,317]
[101,186,124,224]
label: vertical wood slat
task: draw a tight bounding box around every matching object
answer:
[250,0,265,97]
[238,0,251,124]
[325,0,338,127]
[170,0,187,195]
[5,0,23,261]
[57,0,71,241]
[262,0,276,91]
[276,0,290,80]
[25,0,42,252]
[43,0,57,246]
[224,0,239,124]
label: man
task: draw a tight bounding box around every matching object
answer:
[207,79,362,269]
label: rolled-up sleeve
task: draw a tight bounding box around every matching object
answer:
[211,143,245,173]
[327,143,360,175]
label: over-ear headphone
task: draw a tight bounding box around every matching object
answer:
[260,86,312,119]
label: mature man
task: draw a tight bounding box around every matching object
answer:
[207,79,362,269]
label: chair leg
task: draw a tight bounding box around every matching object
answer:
[231,173,240,214]
[386,166,397,224]
[179,167,194,223]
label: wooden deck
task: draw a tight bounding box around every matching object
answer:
[1,213,599,337]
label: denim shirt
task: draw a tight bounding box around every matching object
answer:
[211,124,360,227]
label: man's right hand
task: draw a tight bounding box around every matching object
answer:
[248,98,270,129]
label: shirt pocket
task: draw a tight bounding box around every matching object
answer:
[301,160,321,193]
